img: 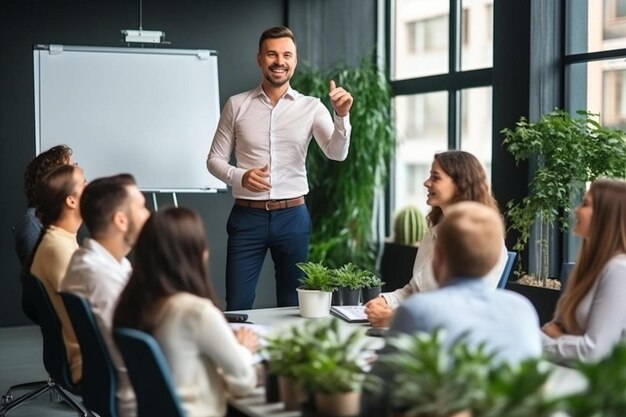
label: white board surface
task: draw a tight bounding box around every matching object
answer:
[34,45,225,191]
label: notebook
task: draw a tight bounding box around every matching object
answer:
[330,305,369,323]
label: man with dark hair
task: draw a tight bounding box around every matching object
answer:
[207,26,354,310]
[14,144,74,267]
[62,173,150,417]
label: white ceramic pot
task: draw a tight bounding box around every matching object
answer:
[296,288,332,318]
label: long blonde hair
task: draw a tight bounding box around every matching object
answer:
[555,179,626,333]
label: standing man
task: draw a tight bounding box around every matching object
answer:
[62,174,150,417]
[207,26,353,310]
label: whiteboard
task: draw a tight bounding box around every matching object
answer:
[33,45,225,191]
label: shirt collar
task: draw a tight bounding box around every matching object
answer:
[253,84,298,102]
[442,277,487,289]
[83,237,131,269]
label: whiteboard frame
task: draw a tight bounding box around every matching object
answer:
[33,44,226,192]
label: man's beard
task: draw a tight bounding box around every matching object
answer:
[264,65,291,87]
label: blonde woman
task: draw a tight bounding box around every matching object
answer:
[542,179,626,362]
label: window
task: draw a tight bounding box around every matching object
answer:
[564,0,626,259]
[461,0,493,70]
[393,0,449,79]
[390,0,494,211]
[394,92,448,213]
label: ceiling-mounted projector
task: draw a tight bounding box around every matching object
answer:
[121,29,165,44]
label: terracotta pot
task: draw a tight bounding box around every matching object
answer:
[315,391,360,416]
[278,376,307,411]
[391,410,472,417]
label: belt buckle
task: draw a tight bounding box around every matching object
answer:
[264,200,276,211]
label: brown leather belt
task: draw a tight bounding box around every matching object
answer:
[234,196,305,211]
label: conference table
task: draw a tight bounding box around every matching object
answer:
[226,307,587,417]
[227,306,380,417]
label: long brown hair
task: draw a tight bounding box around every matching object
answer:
[426,150,499,227]
[555,179,626,333]
[113,207,219,333]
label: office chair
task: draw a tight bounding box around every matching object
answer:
[560,261,575,290]
[113,327,185,417]
[61,293,118,417]
[0,274,88,417]
[497,251,517,289]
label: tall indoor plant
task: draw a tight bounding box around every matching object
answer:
[502,109,626,283]
[291,56,395,271]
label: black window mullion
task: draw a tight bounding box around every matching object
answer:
[449,0,461,150]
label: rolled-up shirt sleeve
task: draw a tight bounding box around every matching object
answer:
[207,98,247,188]
[311,101,351,161]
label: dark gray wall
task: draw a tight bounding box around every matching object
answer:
[0,0,286,326]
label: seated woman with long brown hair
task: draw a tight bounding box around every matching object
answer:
[365,150,508,327]
[542,179,626,362]
[114,207,257,417]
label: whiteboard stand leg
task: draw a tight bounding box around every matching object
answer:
[152,192,158,212]
[172,192,178,208]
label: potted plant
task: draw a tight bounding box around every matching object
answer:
[296,318,372,416]
[375,330,559,417]
[296,261,336,318]
[562,341,626,417]
[333,263,368,306]
[379,205,426,292]
[291,56,395,271]
[376,330,491,417]
[263,322,318,411]
[361,274,385,303]
[501,109,626,322]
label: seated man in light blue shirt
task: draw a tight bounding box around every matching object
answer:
[363,201,541,414]
[389,201,542,363]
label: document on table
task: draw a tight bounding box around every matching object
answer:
[330,305,369,323]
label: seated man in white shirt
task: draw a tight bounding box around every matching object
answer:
[62,174,150,417]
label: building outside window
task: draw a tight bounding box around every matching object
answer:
[391,0,494,214]
[565,0,626,258]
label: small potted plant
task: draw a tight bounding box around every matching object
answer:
[296,261,336,318]
[263,322,318,411]
[297,318,372,416]
[361,274,385,303]
[334,263,368,305]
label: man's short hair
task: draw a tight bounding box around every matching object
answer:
[80,174,137,237]
[436,201,504,278]
[258,26,296,51]
[24,144,73,207]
